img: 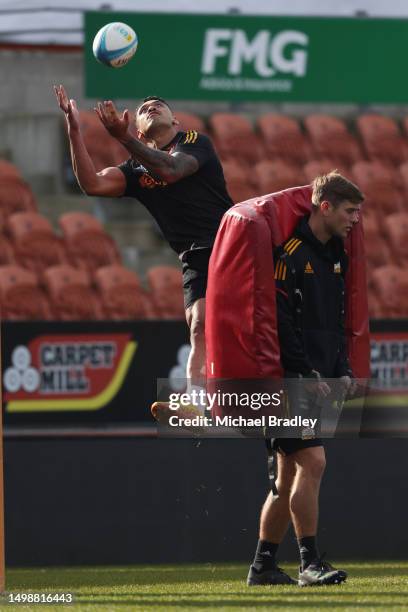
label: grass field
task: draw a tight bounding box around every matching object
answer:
[1,561,408,611]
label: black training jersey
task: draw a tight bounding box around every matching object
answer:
[118,130,233,256]
[274,215,352,379]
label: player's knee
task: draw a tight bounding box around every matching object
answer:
[275,479,292,499]
[297,448,326,481]
[306,454,326,481]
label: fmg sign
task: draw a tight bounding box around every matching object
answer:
[85,12,408,103]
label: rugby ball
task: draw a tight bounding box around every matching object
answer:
[92,22,138,68]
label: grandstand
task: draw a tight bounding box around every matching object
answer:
[1,105,407,319]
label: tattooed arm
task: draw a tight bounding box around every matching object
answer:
[95,100,198,183]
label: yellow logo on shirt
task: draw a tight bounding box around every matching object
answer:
[334,262,341,273]
[304,261,314,274]
[183,130,198,144]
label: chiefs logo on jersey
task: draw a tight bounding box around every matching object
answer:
[139,173,167,189]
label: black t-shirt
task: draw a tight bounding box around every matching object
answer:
[118,130,233,256]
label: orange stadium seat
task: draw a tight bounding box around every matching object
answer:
[304,114,362,165]
[59,211,104,237]
[370,265,408,318]
[397,161,408,197]
[0,235,15,266]
[367,289,383,319]
[0,178,37,217]
[174,112,206,133]
[221,159,257,203]
[254,160,305,194]
[351,161,404,214]
[209,113,264,164]
[44,265,102,320]
[365,236,392,269]
[147,266,184,319]
[257,114,311,165]
[383,212,408,264]
[0,265,51,320]
[356,114,408,164]
[95,265,156,319]
[0,159,22,180]
[303,159,351,183]
[6,212,66,276]
[59,212,121,274]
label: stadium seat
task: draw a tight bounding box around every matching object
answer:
[0,235,15,266]
[174,111,206,133]
[0,178,37,217]
[370,265,408,318]
[95,265,156,319]
[6,212,66,276]
[356,114,408,164]
[59,212,121,274]
[365,236,392,269]
[304,114,362,165]
[351,161,404,214]
[397,161,408,199]
[367,289,383,319]
[44,265,102,320]
[257,114,311,165]
[147,266,184,319]
[383,212,408,264]
[254,160,304,194]
[209,113,264,164]
[221,159,257,203]
[59,211,104,237]
[0,159,22,180]
[303,159,351,183]
[0,265,51,320]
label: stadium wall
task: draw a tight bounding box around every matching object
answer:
[4,437,408,566]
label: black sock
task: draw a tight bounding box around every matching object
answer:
[252,539,279,571]
[298,536,319,570]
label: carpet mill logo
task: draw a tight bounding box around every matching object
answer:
[371,335,408,390]
[3,334,137,412]
[4,346,40,393]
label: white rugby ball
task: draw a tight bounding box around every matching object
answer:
[92,22,138,68]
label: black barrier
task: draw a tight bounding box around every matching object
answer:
[1,321,188,427]
[1,319,407,431]
[4,437,408,565]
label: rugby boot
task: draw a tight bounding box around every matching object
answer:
[151,401,206,433]
[247,564,296,586]
[298,556,347,586]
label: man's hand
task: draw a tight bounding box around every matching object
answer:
[339,375,357,397]
[54,84,80,132]
[94,100,130,141]
[305,370,331,398]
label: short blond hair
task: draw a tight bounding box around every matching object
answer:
[312,170,364,208]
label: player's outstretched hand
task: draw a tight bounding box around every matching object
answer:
[53,84,80,131]
[95,100,130,141]
[339,375,357,397]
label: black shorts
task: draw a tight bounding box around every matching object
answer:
[180,247,212,310]
[272,437,323,455]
